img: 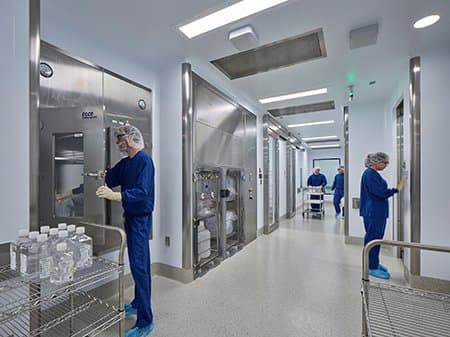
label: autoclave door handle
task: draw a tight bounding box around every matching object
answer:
[82,170,106,180]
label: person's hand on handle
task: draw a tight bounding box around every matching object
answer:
[96,185,122,202]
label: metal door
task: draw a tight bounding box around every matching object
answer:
[39,107,106,228]
[265,133,279,233]
[243,111,257,243]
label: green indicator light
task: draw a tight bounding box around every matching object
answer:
[347,72,356,83]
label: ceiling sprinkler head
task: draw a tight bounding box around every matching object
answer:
[348,85,354,102]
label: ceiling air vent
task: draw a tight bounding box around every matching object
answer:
[268,100,335,117]
[211,28,327,79]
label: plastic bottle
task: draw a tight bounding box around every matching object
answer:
[58,223,67,231]
[40,226,50,234]
[20,231,39,277]
[73,227,93,270]
[67,224,76,235]
[57,230,76,260]
[38,234,52,279]
[10,229,29,271]
[50,242,74,285]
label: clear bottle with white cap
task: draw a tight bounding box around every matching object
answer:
[50,242,74,284]
[10,229,29,271]
[20,231,40,277]
[57,229,76,264]
[72,227,93,270]
[38,234,52,279]
[58,223,67,231]
[40,226,50,234]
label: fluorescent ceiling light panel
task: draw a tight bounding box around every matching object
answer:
[287,120,335,128]
[303,135,338,141]
[179,0,288,39]
[310,144,340,149]
[413,15,440,29]
[259,88,327,104]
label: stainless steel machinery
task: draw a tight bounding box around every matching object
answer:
[182,64,257,278]
[38,42,152,253]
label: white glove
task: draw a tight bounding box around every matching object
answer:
[396,179,404,192]
[96,186,122,202]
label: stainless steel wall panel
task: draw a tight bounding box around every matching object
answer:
[286,145,296,218]
[194,122,244,168]
[343,106,349,237]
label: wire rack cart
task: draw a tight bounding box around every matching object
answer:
[361,240,450,337]
[0,222,126,337]
[302,186,325,219]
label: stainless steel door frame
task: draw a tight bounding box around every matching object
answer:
[264,130,280,234]
[243,111,257,244]
[286,145,296,218]
[409,57,421,275]
[396,100,405,258]
[343,106,350,237]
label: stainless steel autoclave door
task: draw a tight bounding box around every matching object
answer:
[39,107,106,227]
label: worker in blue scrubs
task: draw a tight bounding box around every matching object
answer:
[96,125,155,337]
[360,152,403,280]
[307,167,327,213]
[331,166,345,219]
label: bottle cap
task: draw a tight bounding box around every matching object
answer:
[76,227,85,234]
[18,229,29,237]
[58,223,67,230]
[58,230,68,238]
[49,228,58,236]
[29,231,39,240]
[37,234,48,242]
[67,224,76,232]
[40,226,50,233]
[56,242,67,251]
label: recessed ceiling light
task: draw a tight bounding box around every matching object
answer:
[303,135,338,141]
[259,88,327,104]
[179,0,288,39]
[287,120,335,128]
[310,144,340,149]
[413,15,440,29]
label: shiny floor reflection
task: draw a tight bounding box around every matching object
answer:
[101,202,404,337]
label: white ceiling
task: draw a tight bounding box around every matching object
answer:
[41,0,450,146]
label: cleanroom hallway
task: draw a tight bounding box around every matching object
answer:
[103,203,404,337]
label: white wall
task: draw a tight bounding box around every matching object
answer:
[0,1,30,242]
[278,140,287,217]
[419,46,450,280]
[348,101,394,238]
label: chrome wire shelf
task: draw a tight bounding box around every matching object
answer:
[0,291,123,337]
[0,257,121,323]
[363,282,450,337]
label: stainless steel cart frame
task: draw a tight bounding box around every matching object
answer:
[302,186,325,219]
[362,240,450,337]
[0,222,126,337]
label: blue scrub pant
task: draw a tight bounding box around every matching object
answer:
[363,217,387,270]
[333,190,344,215]
[125,214,153,327]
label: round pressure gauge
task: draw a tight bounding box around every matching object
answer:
[138,99,146,110]
[39,62,54,78]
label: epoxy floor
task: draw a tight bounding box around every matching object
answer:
[103,203,405,337]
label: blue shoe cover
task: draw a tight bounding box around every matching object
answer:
[125,322,154,337]
[369,268,390,280]
[124,303,137,317]
[378,264,388,272]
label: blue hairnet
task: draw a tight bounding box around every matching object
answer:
[365,152,389,167]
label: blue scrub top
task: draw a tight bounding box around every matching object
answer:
[105,150,155,216]
[332,173,344,193]
[307,173,327,187]
[359,167,397,219]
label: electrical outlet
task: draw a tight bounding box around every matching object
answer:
[165,236,170,247]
